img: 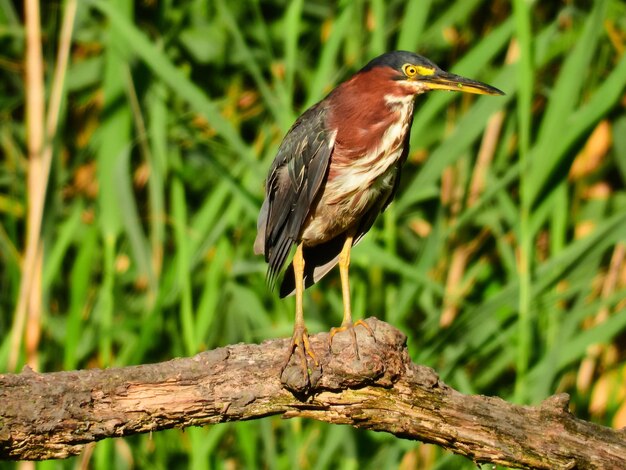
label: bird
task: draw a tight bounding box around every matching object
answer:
[255,50,504,377]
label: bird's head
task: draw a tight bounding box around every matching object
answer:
[359,50,504,98]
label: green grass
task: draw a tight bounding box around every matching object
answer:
[1,0,626,468]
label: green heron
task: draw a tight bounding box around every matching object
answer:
[255,50,503,376]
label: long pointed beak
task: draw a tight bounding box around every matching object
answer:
[422,70,504,96]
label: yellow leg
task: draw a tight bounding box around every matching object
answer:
[330,234,374,357]
[283,243,318,374]
[294,242,306,332]
[338,234,354,327]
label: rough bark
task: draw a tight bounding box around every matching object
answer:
[1,318,625,468]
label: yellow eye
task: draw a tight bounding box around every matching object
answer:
[403,64,418,77]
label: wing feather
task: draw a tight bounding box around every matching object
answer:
[278,130,411,297]
[254,103,335,287]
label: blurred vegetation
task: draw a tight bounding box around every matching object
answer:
[1,0,626,468]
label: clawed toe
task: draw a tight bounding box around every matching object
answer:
[329,319,375,359]
[281,325,319,380]
[353,319,375,340]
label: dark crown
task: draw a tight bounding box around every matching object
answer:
[360,51,441,73]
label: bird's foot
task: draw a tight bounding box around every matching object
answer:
[280,324,320,391]
[329,319,375,360]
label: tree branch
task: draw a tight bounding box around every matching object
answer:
[1,318,624,468]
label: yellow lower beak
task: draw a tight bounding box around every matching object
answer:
[423,71,504,96]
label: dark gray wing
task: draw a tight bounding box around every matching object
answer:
[255,103,335,287]
[278,129,411,298]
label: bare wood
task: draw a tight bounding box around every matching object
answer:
[1,318,625,468]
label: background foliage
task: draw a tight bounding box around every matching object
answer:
[1,0,626,468]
